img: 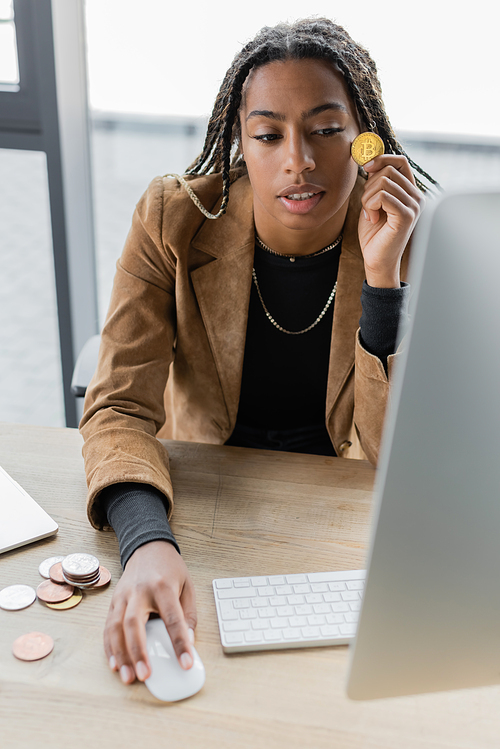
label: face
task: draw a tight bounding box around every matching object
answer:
[239,58,361,250]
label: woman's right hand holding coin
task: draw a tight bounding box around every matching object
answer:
[104,540,197,684]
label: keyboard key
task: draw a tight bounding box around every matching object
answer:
[240,609,258,619]
[305,593,323,604]
[341,591,359,601]
[311,583,328,593]
[346,581,364,590]
[349,601,362,612]
[339,623,357,636]
[328,582,346,592]
[307,614,326,626]
[258,586,276,596]
[218,600,235,615]
[233,579,251,588]
[223,621,251,632]
[320,625,340,637]
[264,630,282,641]
[252,597,269,607]
[283,628,301,639]
[224,632,244,643]
[276,605,294,617]
[294,604,313,615]
[331,602,349,613]
[293,584,310,594]
[252,620,270,630]
[215,579,233,589]
[286,574,308,584]
[287,594,305,605]
[345,612,359,623]
[275,584,293,595]
[233,599,251,609]
[221,609,239,621]
[313,603,331,614]
[245,631,264,643]
[218,587,256,599]
[270,617,289,628]
[258,607,277,618]
[326,613,345,624]
[251,576,269,586]
[324,592,341,602]
[268,576,286,585]
[301,626,320,638]
[269,595,288,606]
[289,615,307,627]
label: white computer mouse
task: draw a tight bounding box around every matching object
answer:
[144,618,205,702]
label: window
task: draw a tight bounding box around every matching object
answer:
[0,0,19,89]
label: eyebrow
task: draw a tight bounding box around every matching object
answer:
[245,102,348,122]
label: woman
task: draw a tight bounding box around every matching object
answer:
[80,18,435,685]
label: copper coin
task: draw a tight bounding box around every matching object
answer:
[49,562,66,584]
[46,590,83,610]
[12,632,54,661]
[36,579,74,603]
[351,131,385,166]
[38,556,65,579]
[87,566,111,588]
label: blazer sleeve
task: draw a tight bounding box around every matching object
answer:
[80,177,178,530]
[352,329,403,465]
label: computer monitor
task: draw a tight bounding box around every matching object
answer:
[347,189,500,699]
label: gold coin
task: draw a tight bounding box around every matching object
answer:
[12,631,54,661]
[351,132,385,166]
[45,590,83,610]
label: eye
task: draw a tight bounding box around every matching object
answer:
[314,127,345,137]
[252,133,282,142]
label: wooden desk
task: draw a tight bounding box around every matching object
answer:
[0,422,498,749]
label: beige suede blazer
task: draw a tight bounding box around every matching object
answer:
[81,170,408,530]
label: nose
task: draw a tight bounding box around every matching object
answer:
[283,131,315,175]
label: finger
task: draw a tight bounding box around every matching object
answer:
[122,593,154,682]
[363,179,421,218]
[157,586,194,670]
[180,575,198,632]
[364,190,419,229]
[362,168,422,207]
[105,598,137,685]
[363,155,416,185]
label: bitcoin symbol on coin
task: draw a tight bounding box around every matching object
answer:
[351,132,385,166]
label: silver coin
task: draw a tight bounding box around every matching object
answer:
[38,556,65,579]
[0,584,37,611]
[62,552,100,577]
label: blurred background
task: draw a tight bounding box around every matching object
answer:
[1,0,499,428]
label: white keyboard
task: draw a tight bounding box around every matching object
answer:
[213,569,366,653]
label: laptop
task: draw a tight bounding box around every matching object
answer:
[0,465,58,554]
[346,189,500,699]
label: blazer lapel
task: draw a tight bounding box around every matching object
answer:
[326,177,366,420]
[190,176,255,426]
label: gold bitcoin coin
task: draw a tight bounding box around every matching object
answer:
[351,132,385,166]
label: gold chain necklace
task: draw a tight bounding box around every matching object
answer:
[252,271,338,335]
[255,233,342,262]
[252,233,341,335]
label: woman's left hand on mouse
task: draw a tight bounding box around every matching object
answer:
[103,540,197,685]
[359,154,425,288]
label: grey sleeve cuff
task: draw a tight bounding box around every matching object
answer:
[100,482,180,569]
[359,280,410,362]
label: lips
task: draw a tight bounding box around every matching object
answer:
[277,184,324,214]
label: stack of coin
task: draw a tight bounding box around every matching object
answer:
[61,552,101,588]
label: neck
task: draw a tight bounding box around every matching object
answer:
[253,198,349,257]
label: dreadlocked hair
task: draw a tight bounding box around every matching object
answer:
[184,17,440,218]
